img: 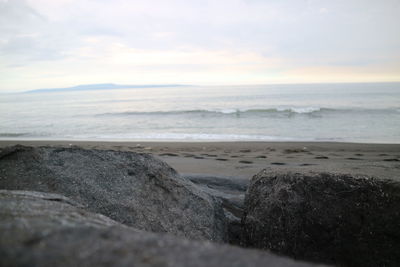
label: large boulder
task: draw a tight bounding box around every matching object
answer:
[241,170,400,267]
[0,145,225,241]
[0,189,321,267]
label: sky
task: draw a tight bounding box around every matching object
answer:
[1,0,400,92]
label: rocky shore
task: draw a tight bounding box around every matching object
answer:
[1,145,399,266]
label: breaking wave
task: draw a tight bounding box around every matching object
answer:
[96,107,398,117]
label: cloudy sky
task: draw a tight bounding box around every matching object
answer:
[1,0,399,92]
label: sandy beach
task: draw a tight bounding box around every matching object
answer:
[1,140,399,181]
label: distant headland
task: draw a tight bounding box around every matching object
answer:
[25,83,188,93]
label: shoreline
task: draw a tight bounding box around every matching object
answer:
[1,139,400,146]
[2,140,399,181]
[1,138,399,145]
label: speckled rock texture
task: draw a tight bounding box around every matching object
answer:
[241,170,400,267]
[0,190,323,267]
[0,145,226,242]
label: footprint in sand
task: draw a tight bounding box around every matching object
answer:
[315,156,329,159]
[300,163,317,166]
[201,153,218,157]
[230,155,239,158]
[239,160,253,164]
[194,156,204,159]
[283,148,308,154]
[159,153,179,157]
[383,158,400,162]
[354,153,364,156]
[346,157,363,160]
[215,158,228,161]
[255,155,267,158]
[271,162,286,165]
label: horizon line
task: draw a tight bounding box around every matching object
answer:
[1,80,400,94]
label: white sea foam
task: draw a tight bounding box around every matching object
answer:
[219,109,239,114]
[284,107,322,113]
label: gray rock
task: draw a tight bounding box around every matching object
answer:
[185,173,249,192]
[0,145,226,241]
[0,189,323,267]
[241,169,400,267]
[0,190,123,247]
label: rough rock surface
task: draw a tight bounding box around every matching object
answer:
[184,174,248,244]
[241,170,400,266]
[0,190,322,267]
[0,145,226,241]
[0,190,123,247]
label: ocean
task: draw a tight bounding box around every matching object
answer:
[0,82,399,143]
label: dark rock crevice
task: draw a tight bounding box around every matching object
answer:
[183,173,249,245]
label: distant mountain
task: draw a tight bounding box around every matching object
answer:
[25,83,187,93]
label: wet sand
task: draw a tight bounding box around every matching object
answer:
[1,140,399,181]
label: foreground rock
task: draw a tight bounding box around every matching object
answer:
[241,170,400,266]
[0,190,321,267]
[0,145,225,241]
[0,190,123,248]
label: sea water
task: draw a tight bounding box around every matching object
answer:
[0,83,399,143]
